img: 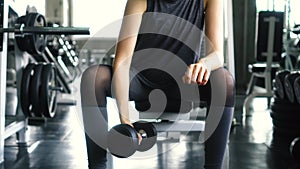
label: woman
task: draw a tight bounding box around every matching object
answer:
[81,0,235,168]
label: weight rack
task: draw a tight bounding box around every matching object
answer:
[0,0,90,163]
[0,0,27,163]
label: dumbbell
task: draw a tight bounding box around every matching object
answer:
[294,76,300,105]
[284,72,300,103]
[290,137,300,163]
[274,70,290,100]
[107,121,157,158]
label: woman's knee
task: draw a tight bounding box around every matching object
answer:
[210,68,235,107]
[81,65,112,88]
[223,68,235,107]
[81,65,100,84]
[80,65,112,106]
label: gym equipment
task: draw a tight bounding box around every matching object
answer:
[133,121,157,152]
[294,76,300,104]
[47,35,80,82]
[1,12,89,56]
[243,11,283,116]
[272,125,300,138]
[270,96,300,131]
[290,137,300,163]
[44,47,72,94]
[15,13,47,56]
[256,12,283,62]
[40,64,57,118]
[270,111,300,124]
[284,72,300,103]
[107,124,139,158]
[20,63,35,117]
[30,64,44,117]
[274,70,290,100]
[271,118,300,131]
[271,100,300,112]
[0,13,89,34]
[279,53,297,69]
[20,63,60,118]
[107,121,157,158]
[0,23,89,34]
[5,12,88,96]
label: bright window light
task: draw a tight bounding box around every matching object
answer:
[72,0,127,37]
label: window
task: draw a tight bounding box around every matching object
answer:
[72,0,127,37]
[256,0,300,25]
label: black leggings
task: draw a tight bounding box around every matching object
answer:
[80,65,235,169]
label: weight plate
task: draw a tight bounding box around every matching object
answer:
[290,137,300,163]
[284,72,300,103]
[20,63,35,117]
[273,126,300,138]
[30,64,44,117]
[15,13,47,56]
[107,124,138,158]
[270,103,300,115]
[275,70,290,100]
[15,16,30,52]
[272,129,296,143]
[133,121,157,152]
[294,76,300,105]
[272,97,297,105]
[26,13,47,56]
[270,111,300,124]
[40,64,57,118]
[271,118,300,130]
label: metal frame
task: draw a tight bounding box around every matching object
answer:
[243,16,278,116]
[0,0,28,164]
[139,111,205,133]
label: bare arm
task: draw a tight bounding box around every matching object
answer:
[183,0,223,85]
[112,0,146,125]
[202,0,224,69]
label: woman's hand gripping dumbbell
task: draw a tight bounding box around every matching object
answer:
[107,121,157,158]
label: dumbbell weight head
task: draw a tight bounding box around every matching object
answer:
[290,137,300,163]
[273,125,300,138]
[271,97,300,108]
[271,117,300,131]
[133,121,157,152]
[284,72,300,103]
[107,124,139,158]
[294,76,300,105]
[275,70,290,100]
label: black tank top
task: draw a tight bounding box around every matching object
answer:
[131,0,205,85]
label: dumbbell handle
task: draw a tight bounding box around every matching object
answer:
[50,86,64,92]
[0,26,90,35]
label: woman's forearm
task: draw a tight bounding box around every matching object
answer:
[203,0,224,71]
[112,0,146,125]
[113,57,132,124]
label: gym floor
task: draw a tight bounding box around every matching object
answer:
[2,88,300,169]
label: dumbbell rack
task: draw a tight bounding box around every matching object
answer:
[0,0,27,164]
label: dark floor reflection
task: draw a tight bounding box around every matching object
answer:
[2,96,300,169]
